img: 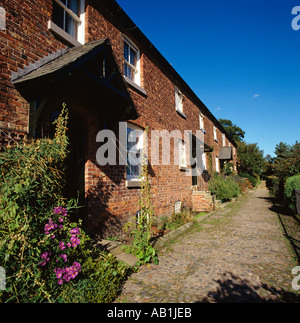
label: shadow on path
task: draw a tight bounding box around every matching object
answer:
[257,195,300,265]
[196,272,300,303]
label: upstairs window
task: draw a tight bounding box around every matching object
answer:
[222,134,226,146]
[51,0,85,45]
[199,113,205,132]
[175,86,184,116]
[213,126,218,142]
[124,38,140,85]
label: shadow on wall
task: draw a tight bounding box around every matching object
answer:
[85,165,126,239]
[196,272,300,303]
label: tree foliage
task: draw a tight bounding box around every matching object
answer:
[237,141,265,177]
[273,141,300,180]
[219,118,245,143]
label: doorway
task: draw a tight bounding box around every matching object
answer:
[64,114,86,207]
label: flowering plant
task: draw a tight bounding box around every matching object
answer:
[39,206,86,286]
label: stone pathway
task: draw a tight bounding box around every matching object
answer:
[118,183,300,303]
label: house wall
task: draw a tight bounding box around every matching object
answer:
[0,0,238,236]
[0,0,66,132]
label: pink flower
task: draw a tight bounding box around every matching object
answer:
[59,241,66,250]
[70,228,80,235]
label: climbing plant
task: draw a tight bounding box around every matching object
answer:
[123,127,159,266]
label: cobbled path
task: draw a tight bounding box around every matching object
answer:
[118,183,300,303]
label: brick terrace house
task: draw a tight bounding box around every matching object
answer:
[0,0,237,236]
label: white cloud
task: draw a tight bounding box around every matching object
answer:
[252,94,260,99]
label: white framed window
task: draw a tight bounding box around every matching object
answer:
[199,113,205,132]
[124,37,141,86]
[178,140,187,169]
[215,156,220,172]
[50,0,85,45]
[126,123,144,181]
[213,126,218,142]
[222,134,226,147]
[202,152,207,170]
[175,86,184,116]
[233,147,236,156]
[175,201,182,214]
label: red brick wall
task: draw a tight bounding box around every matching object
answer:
[0,0,238,236]
[0,0,66,132]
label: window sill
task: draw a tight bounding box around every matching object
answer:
[214,139,219,143]
[124,76,147,96]
[200,128,206,134]
[48,20,82,47]
[126,180,142,188]
[176,109,186,119]
[179,165,188,171]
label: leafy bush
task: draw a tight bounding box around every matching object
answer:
[0,106,133,302]
[0,106,71,302]
[230,175,252,193]
[266,176,281,198]
[284,174,300,212]
[161,209,195,231]
[239,171,260,187]
[209,174,240,202]
[57,252,134,303]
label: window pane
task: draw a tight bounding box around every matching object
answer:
[65,14,77,38]
[52,1,65,30]
[130,47,136,66]
[68,0,79,15]
[127,126,143,179]
[124,64,132,79]
[124,42,129,62]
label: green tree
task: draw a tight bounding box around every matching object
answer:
[219,119,245,143]
[273,141,300,180]
[237,141,265,177]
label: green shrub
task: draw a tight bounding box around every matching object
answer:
[284,174,300,212]
[266,176,280,198]
[209,174,240,202]
[0,105,133,303]
[0,106,72,302]
[58,253,134,303]
[239,171,260,187]
[230,175,252,192]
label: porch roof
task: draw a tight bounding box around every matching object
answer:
[12,39,139,121]
[219,147,233,160]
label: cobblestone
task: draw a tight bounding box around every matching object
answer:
[117,183,300,303]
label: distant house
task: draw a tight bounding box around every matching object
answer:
[0,0,237,236]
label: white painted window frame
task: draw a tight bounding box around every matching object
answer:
[126,123,144,182]
[49,0,85,46]
[178,139,187,170]
[213,126,218,142]
[124,37,141,86]
[222,134,226,147]
[175,86,184,115]
[215,156,220,173]
[199,112,205,133]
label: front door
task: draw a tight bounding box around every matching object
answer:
[64,114,86,207]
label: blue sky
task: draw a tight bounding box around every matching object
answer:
[116,0,300,157]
